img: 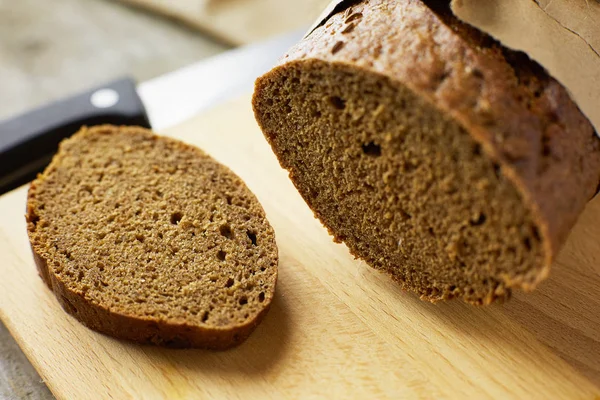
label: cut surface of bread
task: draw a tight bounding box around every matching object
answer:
[26,125,278,348]
[253,0,600,304]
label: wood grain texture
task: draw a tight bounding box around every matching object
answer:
[0,0,227,122]
[113,0,331,45]
[1,95,599,399]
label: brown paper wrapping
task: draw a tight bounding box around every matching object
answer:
[305,0,356,36]
[451,0,600,134]
[306,0,600,134]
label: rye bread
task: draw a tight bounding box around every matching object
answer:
[252,0,600,304]
[26,125,278,348]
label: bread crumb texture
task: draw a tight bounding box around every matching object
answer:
[26,125,278,349]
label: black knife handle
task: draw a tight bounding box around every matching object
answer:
[0,77,150,194]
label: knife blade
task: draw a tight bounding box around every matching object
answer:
[138,29,304,131]
[0,29,304,195]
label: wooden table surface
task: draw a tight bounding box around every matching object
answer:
[116,0,332,45]
[1,95,599,399]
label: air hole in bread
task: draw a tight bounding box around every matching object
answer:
[328,96,346,110]
[219,224,233,239]
[217,250,226,261]
[29,211,40,227]
[531,226,541,241]
[170,212,183,225]
[437,70,450,83]
[247,231,257,246]
[238,296,248,306]
[470,213,487,226]
[361,141,381,157]
[472,68,484,79]
[258,292,265,302]
[225,277,234,288]
[201,311,209,323]
[492,163,502,180]
[523,236,532,251]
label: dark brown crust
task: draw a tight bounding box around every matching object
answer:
[29,242,271,349]
[26,126,276,349]
[253,0,600,296]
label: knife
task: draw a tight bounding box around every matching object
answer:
[0,29,304,195]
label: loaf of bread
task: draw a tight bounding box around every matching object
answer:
[253,0,600,304]
[26,125,278,348]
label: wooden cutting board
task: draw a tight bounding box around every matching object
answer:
[1,94,599,399]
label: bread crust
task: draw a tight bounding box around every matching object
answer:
[26,126,277,349]
[28,240,271,349]
[253,0,600,298]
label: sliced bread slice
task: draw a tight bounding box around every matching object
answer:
[26,125,278,349]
